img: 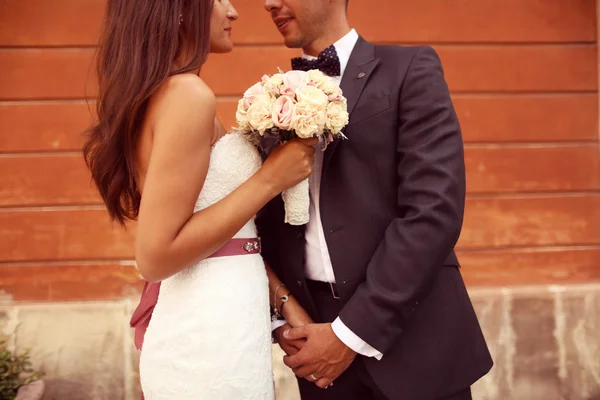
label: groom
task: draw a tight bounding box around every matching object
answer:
[255,0,493,399]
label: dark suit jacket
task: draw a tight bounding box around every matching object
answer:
[256,37,493,399]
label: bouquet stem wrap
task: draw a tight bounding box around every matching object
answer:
[282,177,310,225]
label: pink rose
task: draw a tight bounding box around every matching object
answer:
[245,81,265,96]
[281,70,308,96]
[243,82,268,104]
[271,95,295,130]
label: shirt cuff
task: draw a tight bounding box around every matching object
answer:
[271,319,287,332]
[331,317,383,360]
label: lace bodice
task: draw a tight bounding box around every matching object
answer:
[194,132,263,238]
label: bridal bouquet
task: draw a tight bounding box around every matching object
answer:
[235,69,349,225]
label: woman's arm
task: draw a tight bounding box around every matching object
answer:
[135,75,315,282]
[265,261,312,357]
[265,262,313,327]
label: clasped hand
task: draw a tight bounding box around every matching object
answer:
[275,323,356,389]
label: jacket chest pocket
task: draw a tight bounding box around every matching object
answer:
[344,93,395,154]
[350,92,391,124]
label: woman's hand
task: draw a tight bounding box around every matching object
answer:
[273,297,313,357]
[258,137,317,195]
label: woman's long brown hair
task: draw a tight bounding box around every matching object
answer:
[83,0,213,226]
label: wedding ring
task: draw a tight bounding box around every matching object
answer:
[309,374,318,381]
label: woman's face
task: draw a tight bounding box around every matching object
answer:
[209,0,238,53]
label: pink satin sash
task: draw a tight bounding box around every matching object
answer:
[130,238,261,351]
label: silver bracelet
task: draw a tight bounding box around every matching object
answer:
[273,283,286,306]
[273,283,291,317]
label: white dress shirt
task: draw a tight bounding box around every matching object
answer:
[273,29,383,360]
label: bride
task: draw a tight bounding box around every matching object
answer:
[83,0,314,398]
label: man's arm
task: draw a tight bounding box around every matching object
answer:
[331,318,382,359]
[338,46,466,354]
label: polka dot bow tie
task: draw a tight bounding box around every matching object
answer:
[291,45,341,77]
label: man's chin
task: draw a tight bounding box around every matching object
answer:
[282,35,304,49]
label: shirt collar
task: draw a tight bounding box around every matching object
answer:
[301,29,359,77]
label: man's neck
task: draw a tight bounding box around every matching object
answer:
[302,22,351,57]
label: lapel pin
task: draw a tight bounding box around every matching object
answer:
[357,72,366,79]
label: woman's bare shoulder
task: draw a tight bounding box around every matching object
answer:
[138,74,217,155]
[156,74,216,110]
[149,74,216,134]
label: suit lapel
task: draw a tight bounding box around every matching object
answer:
[322,37,380,171]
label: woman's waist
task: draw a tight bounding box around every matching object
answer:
[162,235,263,278]
[153,256,268,314]
[162,253,265,288]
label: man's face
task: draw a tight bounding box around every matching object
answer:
[264,0,328,49]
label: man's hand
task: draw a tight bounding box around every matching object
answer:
[282,323,357,389]
[273,323,306,356]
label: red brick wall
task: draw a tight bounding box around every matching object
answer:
[0,0,598,301]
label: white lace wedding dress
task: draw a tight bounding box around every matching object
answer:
[139,132,274,400]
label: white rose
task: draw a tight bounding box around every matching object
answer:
[263,73,285,97]
[325,101,349,134]
[267,73,284,88]
[306,70,329,89]
[322,80,342,96]
[291,102,326,139]
[295,86,329,110]
[328,93,345,103]
[247,98,274,134]
[235,99,250,131]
